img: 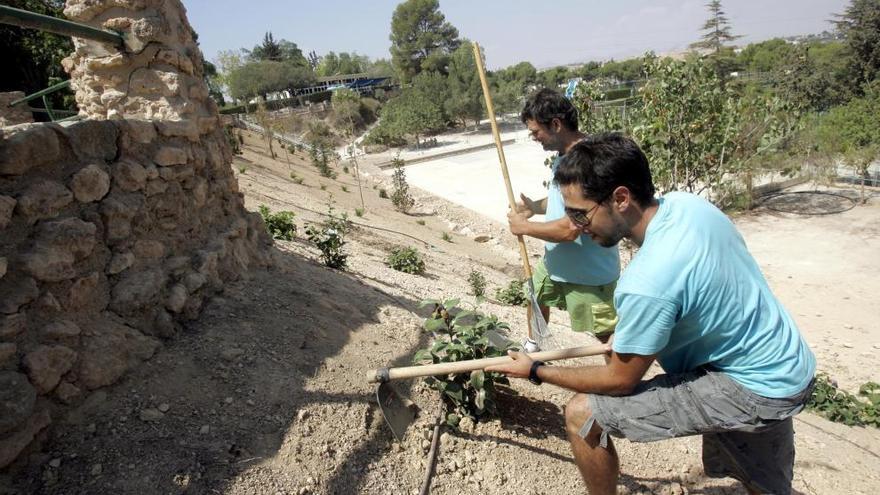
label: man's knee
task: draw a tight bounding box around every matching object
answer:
[565,394,595,437]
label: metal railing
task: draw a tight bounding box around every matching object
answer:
[0,5,124,46]
[1,4,127,122]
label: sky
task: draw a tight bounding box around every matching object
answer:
[184,0,850,70]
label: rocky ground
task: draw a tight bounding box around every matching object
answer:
[2,131,879,494]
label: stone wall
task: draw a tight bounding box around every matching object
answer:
[0,0,273,468]
[0,93,34,128]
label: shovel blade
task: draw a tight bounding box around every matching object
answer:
[526,279,549,340]
[376,382,418,441]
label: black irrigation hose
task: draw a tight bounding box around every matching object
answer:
[758,190,858,216]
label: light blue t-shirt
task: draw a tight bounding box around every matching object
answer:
[612,192,816,398]
[544,156,620,286]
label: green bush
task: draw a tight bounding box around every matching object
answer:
[386,246,426,275]
[238,165,248,174]
[467,270,486,297]
[441,231,452,242]
[413,299,516,427]
[416,219,426,226]
[495,279,527,306]
[390,155,415,213]
[807,373,880,427]
[304,204,350,269]
[378,188,388,199]
[258,205,297,240]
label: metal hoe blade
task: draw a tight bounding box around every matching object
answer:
[527,278,550,343]
[376,381,418,441]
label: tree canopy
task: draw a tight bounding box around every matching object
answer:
[389,0,461,83]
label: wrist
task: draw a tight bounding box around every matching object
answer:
[529,360,546,385]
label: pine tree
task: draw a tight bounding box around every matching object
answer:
[690,1,741,81]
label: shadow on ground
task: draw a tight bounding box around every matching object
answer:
[4,247,430,494]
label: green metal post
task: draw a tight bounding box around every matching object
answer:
[8,80,71,107]
[0,5,124,46]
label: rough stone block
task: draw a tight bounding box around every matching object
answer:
[70,164,110,202]
[41,320,82,341]
[0,313,27,341]
[110,268,164,315]
[55,381,81,404]
[165,284,187,313]
[0,343,16,367]
[106,251,134,275]
[0,372,36,435]
[0,277,38,314]
[78,317,159,390]
[15,181,73,224]
[0,408,50,469]
[112,160,147,192]
[21,247,76,282]
[156,119,198,140]
[122,120,157,144]
[154,146,187,166]
[23,345,78,394]
[65,272,106,312]
[0,195,16,229]
[59,120,118,161]
[133,240,165,260]
[0,258,6,280]
[35,217,98,260]
[0,124,60,176]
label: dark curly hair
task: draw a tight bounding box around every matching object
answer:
[520,88,578,132]
[553,133,655,207]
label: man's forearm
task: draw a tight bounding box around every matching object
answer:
[518,218,580,242]
[537,364,636,396]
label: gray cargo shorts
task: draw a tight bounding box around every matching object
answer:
[584,368,815,494]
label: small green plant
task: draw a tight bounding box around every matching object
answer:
[320,184,327,191]
[467,270,486,297]
[807,373,880,427]
[238,165,248,174]
[386,246,426,275]
[257,205,297,240]
[289,172,298,180]
[416,219,426,226]
[378,188,388,199]
[293,177,304,185]
[354,207,364,217]
[495,279,527,306]
[441,231,452,242]
[390,154,415,213]
[343,165,349,174]
[372,184,378,190]
[341,185,349,193]
[304,202,350,269]
[413,299,516,427]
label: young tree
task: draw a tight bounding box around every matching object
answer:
[250,32,283,61]
[690,0,742,82]
[389,0,461,83]
[445,43,484,129]
[834,0,880,94]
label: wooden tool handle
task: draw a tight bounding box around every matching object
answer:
[472,41,533,280]
[366,344,607,383]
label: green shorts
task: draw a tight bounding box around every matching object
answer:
[532,260,618,336]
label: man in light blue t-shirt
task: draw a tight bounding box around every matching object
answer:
[488,133,816,494]
[508,89,620,348]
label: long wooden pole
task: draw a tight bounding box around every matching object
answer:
[367,344,607,383]
[473,42,539,341]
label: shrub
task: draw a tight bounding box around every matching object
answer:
[386,246,426,275]
[341,185,349,193]
[390,155,415,213]
[320,184,327,191]
[807,373,880,427]
[354,208,364,217]
[238,166,247,174]
[416,219,426,226]
[467,270,486,297]
[441,231,452,242]
[378,188,388,199]
[258,205,297,240]
[413,299,516,427]
[495,279,527,306]
[293,177,304,185]
[289,172,298,180]
[304,203,350,269]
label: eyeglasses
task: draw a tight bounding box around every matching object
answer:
[565,200,604,228]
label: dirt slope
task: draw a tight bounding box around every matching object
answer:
[2,133,879,495]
